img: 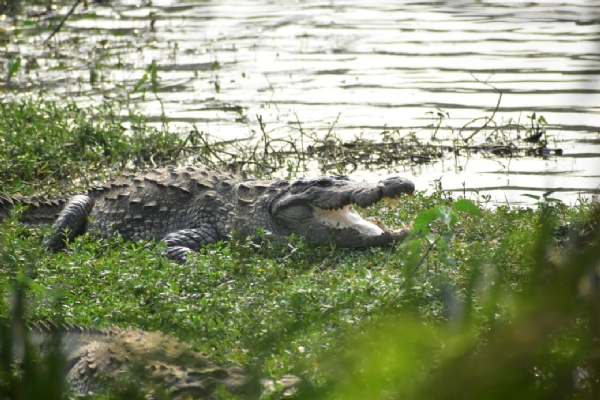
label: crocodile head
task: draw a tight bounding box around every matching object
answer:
[268,174,415,247]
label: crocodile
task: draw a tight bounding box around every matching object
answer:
[0,165,414,262]
[8,322,300,399]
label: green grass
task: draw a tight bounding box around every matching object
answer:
[0,97,184,195]
[0,96,599,399]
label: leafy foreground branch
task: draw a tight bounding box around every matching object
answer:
[330,202,600,400]
[0,188,598,399]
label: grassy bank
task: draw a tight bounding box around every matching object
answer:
[0,97,184,195]
[0,97,599,399]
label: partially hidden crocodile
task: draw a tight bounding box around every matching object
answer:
[9,322,300,399]
[0,165,414,262]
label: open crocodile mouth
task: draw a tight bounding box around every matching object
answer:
[313,196,407,236]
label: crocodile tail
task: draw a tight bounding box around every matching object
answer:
[0,192,68,227]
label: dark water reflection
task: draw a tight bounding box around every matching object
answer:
[1,0,599,205]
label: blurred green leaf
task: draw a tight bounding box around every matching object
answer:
[453,199,482,216]
[413,208,437,233]
[133,72,148,93]
[16,273,47,295]
[521,194,540,200]
[438,205,453,227]
[8,56,21,81]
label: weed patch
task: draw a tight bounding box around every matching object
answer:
[0,97,183,195]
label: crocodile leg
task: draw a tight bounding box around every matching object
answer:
[43,195,95,251]
[163,227,222,263]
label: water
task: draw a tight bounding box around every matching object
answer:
[2,0,599,205]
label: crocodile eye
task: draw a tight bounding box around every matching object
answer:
[316,179,333,187]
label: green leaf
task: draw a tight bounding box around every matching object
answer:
[543,189,561,198]
[441,232,454,245]
[439,205,453,228]
[133,73,148,93]
[148,60,159,92]
[545,197,562,203]
[436,236,450,251]
[51,288,72,299]
[453,199,482,216]
[438,252,457,268]
[521,194,540,200]
[90,67,98,85]
[412,208,437,233]
[8,56,21,81]
[139,248,151,257]
[16,273,47,294]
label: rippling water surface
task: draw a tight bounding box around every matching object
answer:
[2,0,599,205]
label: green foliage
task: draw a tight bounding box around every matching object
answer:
[132,61,160,100]
[325,205,600,400]
[522,189,563,205]
[0,97,183,194]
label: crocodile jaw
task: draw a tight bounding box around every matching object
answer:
[314,205,387,236]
